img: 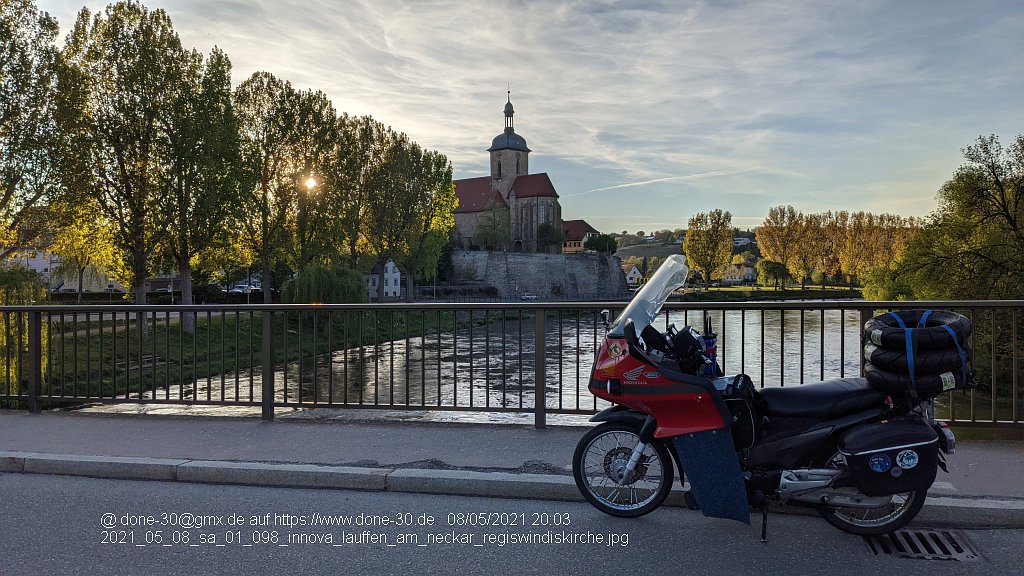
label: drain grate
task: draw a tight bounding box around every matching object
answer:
[864,528,979,561]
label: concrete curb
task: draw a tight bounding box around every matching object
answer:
[178,461,390,491]
[1,451,1022,528]
[386,468,580,501]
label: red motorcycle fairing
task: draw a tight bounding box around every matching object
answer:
[590,338,727,438]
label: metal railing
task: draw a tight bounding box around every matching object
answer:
[1,301,1021,429]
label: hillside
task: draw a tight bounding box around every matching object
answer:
[614,242,682,260]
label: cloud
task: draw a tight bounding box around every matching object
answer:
[38,0,1024,229]
[569,169,759,196]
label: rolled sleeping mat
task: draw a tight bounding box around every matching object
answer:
[864,309,972,350]
[864,362,973,397]
[863,342,973,374]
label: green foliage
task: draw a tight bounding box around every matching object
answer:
[0,265,47,399]
[49,200,119,303]
[62,2,189,303]
[282,265,368,304]
[0,0,67,252]
[896,134,1024,299]
[584,234,618,253]
[756,259,788,290]
[860,267,914,300]
[536,222,564,250]
[0,265,44,304]
[473,202,511,249]
[684,209,733,284]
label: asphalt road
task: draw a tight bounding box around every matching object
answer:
[1,474,1021,576]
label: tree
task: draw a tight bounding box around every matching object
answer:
[838,211,875,288]
[898,134,1024,299]
[683,209,733,285]
[536,222,564,252]
[0,0,68,254]
[397,151,456,301]
[756,259,788,290]
[160,46,242,331]
[584,233,617,254]
[62,2,188,319]
[362,132,453,300]
[49,201,118,303]
[820,211,846,288]
[282,264,367,304]
[755,205,801,282]
[790,212,824,289]
[321,114,379,269]
[234,71,300,303]
[286,88,337,271]
[473,202,510,249]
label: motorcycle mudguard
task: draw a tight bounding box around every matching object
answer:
[673,429,750,525]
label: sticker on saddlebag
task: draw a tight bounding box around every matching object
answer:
[890,466,903,477]
[896,449,919,470]
[940,372,956,391]
[869,454,891,473]
[870,329,883,346]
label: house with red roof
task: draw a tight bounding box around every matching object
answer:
[453,94,562,252]
[562,219,599,253]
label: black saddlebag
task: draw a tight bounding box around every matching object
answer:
[838,417,938,497]
[721,374,763,451]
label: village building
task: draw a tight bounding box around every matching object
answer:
[562,219,599,253]
[623,264,643,287]
[365,260,401,301]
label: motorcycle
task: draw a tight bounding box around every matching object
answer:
[572,255,962,538]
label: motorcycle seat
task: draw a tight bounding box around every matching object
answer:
[759,378,885,419]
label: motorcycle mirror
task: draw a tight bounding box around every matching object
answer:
[600,309,610,329]
[623,319,639,346]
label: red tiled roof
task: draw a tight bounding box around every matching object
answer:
[562,219,599,242]
[453,177,508,213]
[510,173,558,199]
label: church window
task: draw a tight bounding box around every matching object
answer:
[497,160,501,178]
[516,157,520,174]
[539,204,546,223]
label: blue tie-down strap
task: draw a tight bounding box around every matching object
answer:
[673,430,750,525]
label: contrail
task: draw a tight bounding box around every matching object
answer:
[567,169,754,197]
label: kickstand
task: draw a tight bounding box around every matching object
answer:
[760,502,769,543]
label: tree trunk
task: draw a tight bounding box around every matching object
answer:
[405,272,414,303]
[76,266,85,304]
[133,253,148,336]
[262,266,273,304]
[180,259,195,333]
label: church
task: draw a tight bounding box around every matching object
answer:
[453,95,562,252]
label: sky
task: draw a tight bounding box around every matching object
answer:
[38,0,1024,233]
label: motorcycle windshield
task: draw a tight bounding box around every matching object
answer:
[609,254,689,337]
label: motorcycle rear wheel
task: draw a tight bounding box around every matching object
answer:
[817,453,927,536]
[572,422,674,518]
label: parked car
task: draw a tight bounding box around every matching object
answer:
[229,283,261,294]
[520,293,538,301]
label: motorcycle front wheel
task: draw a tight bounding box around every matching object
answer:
[572,422,674,518]
[817,453,927,536]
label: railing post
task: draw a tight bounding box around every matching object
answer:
[261,310,275,421]
[859,308,871,377]
[534,309,546,429]
[28,311,42,413]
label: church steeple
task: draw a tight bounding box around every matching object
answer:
[504,90,514,131]
[489,91,530,198]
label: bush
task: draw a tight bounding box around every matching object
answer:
[282,265,368,304]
